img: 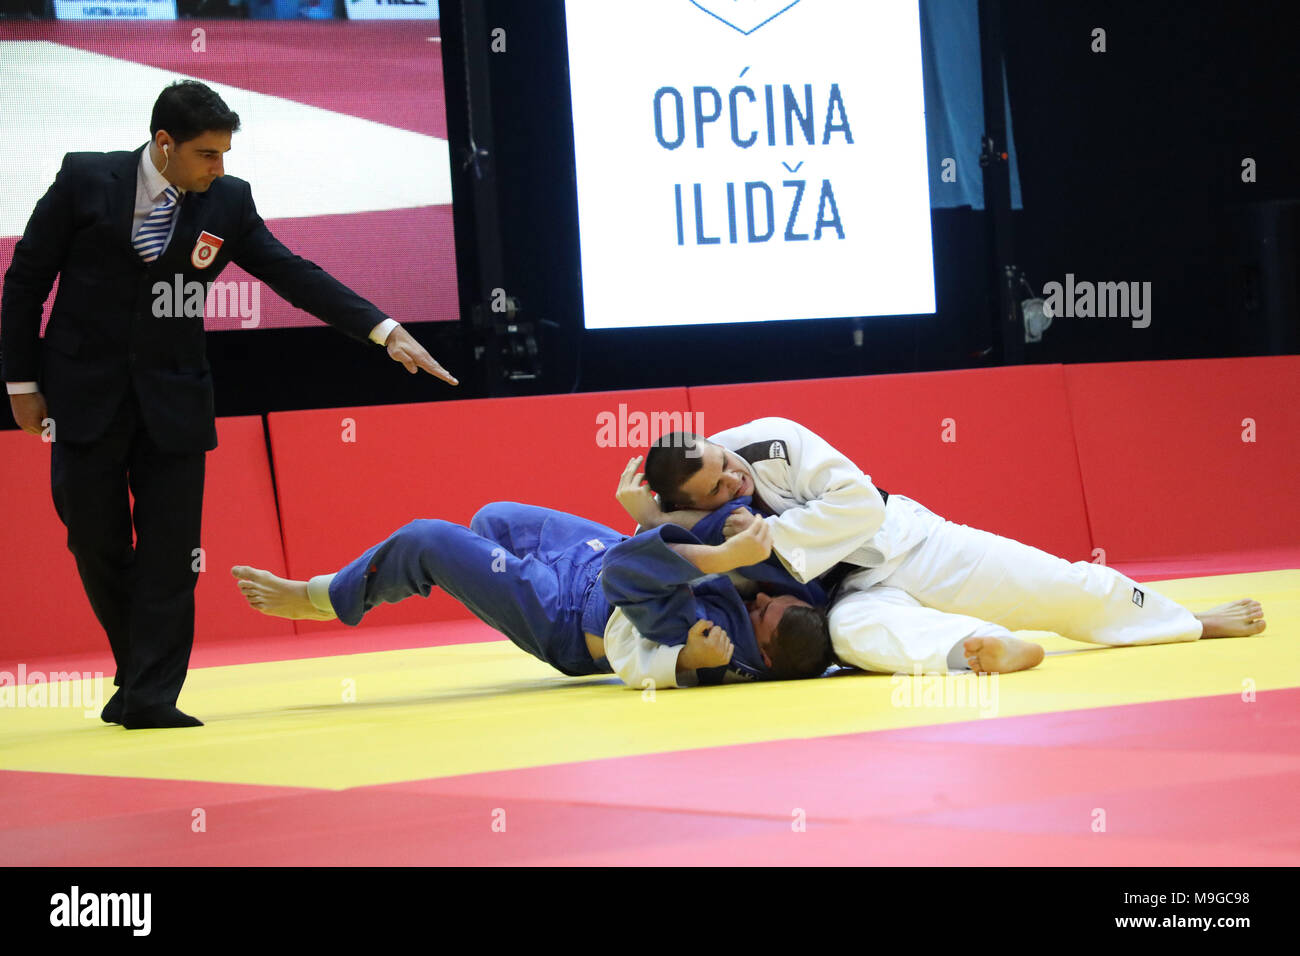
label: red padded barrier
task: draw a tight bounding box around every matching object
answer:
[0,417,293,666]
[1064,356,1300,563]
[0,431,102,660]
[687,366,1095,562]
[267,388,692,631]
[200,417,297,646]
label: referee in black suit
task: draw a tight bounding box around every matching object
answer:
[1,81,457,729]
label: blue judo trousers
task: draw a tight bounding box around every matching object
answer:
[326,502,625,677]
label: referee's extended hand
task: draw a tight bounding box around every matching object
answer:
[9,391,48,436]
[385,325,458,386]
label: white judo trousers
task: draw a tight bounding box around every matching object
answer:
[828,496,1205,674]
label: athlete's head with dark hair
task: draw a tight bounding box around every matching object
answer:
[148,80,241,193]
[768,603,834,679]
[645,431,755,511]
[750,592,833,679]
[647,435,832,679]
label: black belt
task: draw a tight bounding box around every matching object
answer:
[819,562,858,602]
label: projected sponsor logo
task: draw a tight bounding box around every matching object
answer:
[656,82,851,246]
[52,0,175,19]
[565,0,934,330]
[346,0,439,19]
[688,0,803,35]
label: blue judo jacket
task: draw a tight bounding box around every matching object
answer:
[601,524,769,684]
[600,500,828,684]
[687,496,831,607]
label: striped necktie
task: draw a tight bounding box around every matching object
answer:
[133,185,180,263]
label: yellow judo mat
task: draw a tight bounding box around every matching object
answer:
[2,570,1296,791]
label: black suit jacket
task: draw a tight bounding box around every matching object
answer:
[1,144,385,452]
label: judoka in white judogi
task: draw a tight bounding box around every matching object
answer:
[682,417,1203,674]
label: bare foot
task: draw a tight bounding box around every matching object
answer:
[231,565,336,621]
[1195,599,1266,638]
[962,635,1045,674]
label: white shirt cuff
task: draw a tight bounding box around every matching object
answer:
[6,382,39,395]
[603,608,686,690]
[369,318,400,346]
[307,574,338,615]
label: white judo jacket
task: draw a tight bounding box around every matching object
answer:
[605,417,932,689]
[707,417,930,584]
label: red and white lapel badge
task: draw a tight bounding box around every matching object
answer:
[191,231,225,269]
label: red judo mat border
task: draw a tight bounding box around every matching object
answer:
[3,688,1297,866]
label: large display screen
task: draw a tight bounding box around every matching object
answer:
[0,11,456,332]
[564,0,936,329]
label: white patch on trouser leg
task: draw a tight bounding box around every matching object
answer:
[307,573,338,614]
[882,519,1202,646]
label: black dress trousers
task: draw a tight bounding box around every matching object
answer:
[50,386,206,716]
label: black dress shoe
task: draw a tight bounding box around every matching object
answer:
[122,705,204,729]
[100,689,124,724]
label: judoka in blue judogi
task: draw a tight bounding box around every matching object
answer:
[231,500,832,686]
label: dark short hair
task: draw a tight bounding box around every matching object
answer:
[644,431,706,510]
[767,605,833,679]
[150,80,241,146]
